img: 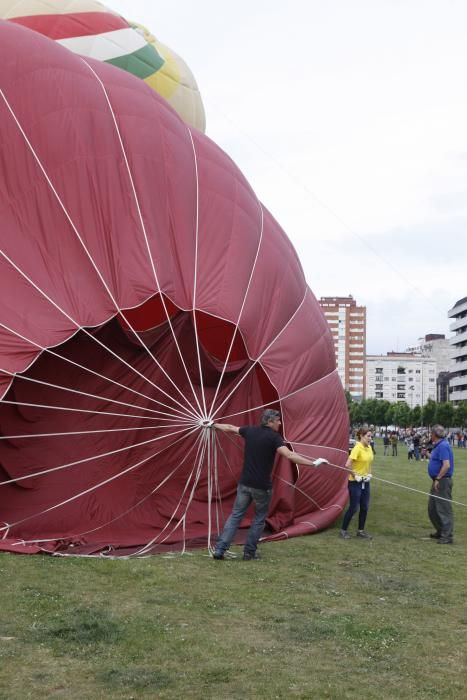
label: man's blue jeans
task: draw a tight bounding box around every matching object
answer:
[215,484,272,556]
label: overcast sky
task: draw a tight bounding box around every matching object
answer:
[110,0,466,353]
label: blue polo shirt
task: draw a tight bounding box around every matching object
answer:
[428,439,454,479]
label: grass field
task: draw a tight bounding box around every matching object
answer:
[1,440,466,699]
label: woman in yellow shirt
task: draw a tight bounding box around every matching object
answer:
[340,428,374,539]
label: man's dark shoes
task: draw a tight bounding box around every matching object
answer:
[213,551,225,560]
[429,532,441,539]
[243,551,261,560]
[437,538,453,545]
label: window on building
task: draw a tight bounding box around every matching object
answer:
[397,384,405,390]
[415,370,421,374]
[397,366,406,374]
[375,368,383,374]
[397,393,405,398]
[375,392,383,398]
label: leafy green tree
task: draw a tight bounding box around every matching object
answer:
[345,390,353,408]
[455,400,467,428]
[375,400,391,427]
[349,402,362,426]
[385,403,395,427]
[436,402,454,428]
[411,405,422,426]
[422,399,437,428]
[392,401,411,428]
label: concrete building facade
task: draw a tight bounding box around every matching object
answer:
[366,353,437,407]
[319,295,366,399]
[448,296,467,403]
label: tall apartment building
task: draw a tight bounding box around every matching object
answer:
[319,295,366,399]
[448,296,467,403]
[366,353,437,407]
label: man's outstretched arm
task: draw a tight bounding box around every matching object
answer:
[277,445,328,467]
[213,423,240,434]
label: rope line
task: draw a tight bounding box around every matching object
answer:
[81,60,204,419]
[0,425,198,533]
[0,86,201,421]
[208,200,265,418]
[0,424,197,489]
[0,317,194,421]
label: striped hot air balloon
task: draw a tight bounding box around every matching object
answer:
[1,0,206,131]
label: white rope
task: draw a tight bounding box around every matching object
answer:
[0,255,197,421]
[133,426,209,556]
[208,200,264,418]
[324,460,467,509]
[0,424,196,489]
[0,399,189,424]
[1,522,10,540]
[0,425,199,533]
[0,87,201,421]
[291,441,347,456]
[0,425,189,442]
[80,59,204,419]
[0,367,194,422]
[0,317,193,421]
[8,427,201,545]
[211,288,310,419]
[275,474,342,513]
[216,367,338,423]
[186,126,208,418]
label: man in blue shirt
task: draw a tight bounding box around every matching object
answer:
[427,424,454,544]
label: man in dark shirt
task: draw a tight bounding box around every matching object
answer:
[212,409,326,560]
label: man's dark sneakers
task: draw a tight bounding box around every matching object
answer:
[437,538,453,545]
[429,532,441,539]
[243,551,261,560]
[212,551,224,560]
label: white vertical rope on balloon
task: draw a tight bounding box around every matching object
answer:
[0,251,196,421]
[79,59,205,419]
[0,317,193,422]
[0,88,202,421]
[208,200,265,419]
[211,288,310,420]
[0,423,196,489]
[132,426,210,556]
[0,425,199,535]
[186,126,208,418]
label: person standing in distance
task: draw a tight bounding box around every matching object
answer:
[427,424,454,544]
[340,427,374,539]
[212,409,327,560]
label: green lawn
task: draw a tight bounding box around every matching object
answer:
[1,440,466,699]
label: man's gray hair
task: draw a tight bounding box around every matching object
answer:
[431,424,445,438]
[261,409,280,426]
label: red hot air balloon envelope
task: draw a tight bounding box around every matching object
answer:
[0,22,349,556]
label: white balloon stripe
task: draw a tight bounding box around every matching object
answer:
[0,426,199,533]
[0,425,194,441]
[0,399,182,423]
[211,288,309,419]
[81,59,204,418]
[0,317,194,422]
[186,127,208,418]
[215,367,338,423]
[208,200,264,418]
[0,87,202,420]
[0,424,195,488]
[0,367,191,422]
[8,427,202,546]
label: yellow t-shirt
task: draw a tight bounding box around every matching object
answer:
[348,442,374,481]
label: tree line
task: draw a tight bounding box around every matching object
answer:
[346,394,467,429]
